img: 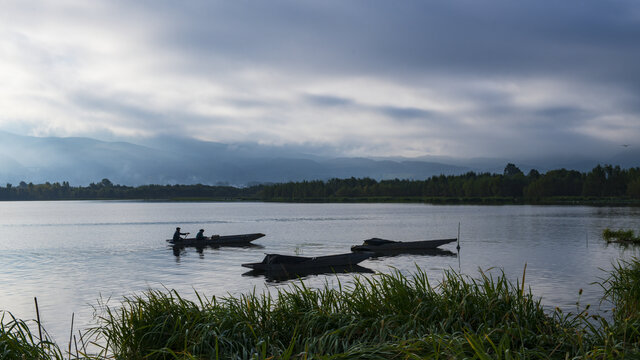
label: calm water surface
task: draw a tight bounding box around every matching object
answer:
[1,201,639,343]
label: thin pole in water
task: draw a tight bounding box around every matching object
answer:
[586,232,589,248]
[457,222,461,272]
[34,297,43,352]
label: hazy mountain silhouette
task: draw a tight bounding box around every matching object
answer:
[607,147,640,169]
[0,131,467,185]
[0,131,636,186]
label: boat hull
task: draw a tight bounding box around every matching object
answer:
[242,252,374,272]
[351,238,457,254]
[167,233,265,247]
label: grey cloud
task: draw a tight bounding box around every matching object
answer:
[73,93,161,123]
[225,98,278,109]
[304,93,444,125]
[378,106,435,120]
[533,107,588,119]
[304,94,354,107]
[144,1,640,85]
[3,0,640,160]
[478,104,590,129]
[141,0,640,147]
[70,92,230,137]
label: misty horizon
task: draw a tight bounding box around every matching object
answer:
[0,130,638,186]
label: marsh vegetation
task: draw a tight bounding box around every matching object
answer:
[1,258,639,359]
[603,228,640,244]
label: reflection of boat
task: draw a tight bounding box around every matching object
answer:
[171,243,263,257]
[243,264,374,282]
[241,252,374,272]
[167,233,265,247]
[351,238,457,255]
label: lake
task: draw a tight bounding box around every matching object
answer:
[1,201,639,343]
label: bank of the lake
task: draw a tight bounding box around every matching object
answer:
[260,195,640,206]
[1,201,639,353]
[2,258,639,359]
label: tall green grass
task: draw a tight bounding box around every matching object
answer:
[589,257,640,357]
[4,259,640,359]
[88,268,599,359]
[0,311,64,360]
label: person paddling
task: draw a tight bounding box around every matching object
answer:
[173,227,188,241]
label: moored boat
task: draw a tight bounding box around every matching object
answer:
[242,252,374,272]
[351,237,457,254]
[167,233,265,247]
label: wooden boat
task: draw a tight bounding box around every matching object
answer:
[364,248,457,258]
[167,233,265,247]
[351,237,457,254]
[241,252,374,272]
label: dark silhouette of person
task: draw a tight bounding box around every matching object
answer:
[195,229,206,240]
[173,227,188,241]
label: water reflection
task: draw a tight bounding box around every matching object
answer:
[242,248,456,282]
[170,243,264,259]
[242,264,374,282]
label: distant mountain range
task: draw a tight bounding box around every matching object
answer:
[0,131,638,186]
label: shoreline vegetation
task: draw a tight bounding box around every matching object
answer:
[1,164,640,206]
[1,259,639,359]
[603,228,640,244]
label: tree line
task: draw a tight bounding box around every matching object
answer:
[255,164,640,202]
[0,178,258,201]
[1,164,640,203]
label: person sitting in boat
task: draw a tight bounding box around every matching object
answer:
[195,229,206,240]
[173,227,188,241]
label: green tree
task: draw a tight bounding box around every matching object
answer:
[583,165,606,196]
[504,163,523,176]
[101,178,113,187]
[628,178,640,199]
[527,169,541,179]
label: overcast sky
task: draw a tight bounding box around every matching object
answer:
[1,1,639,159]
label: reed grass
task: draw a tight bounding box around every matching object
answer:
[589,256,640,357]
[86,268,602,359]
[0,311,65,360]
[3,259,640,359]
[602,228,640,244]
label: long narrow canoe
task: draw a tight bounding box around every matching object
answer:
[242,252,374,272]
[351,237,457,254]
[167,233,265,246]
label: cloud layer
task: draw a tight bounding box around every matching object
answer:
[1,0,639,159]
